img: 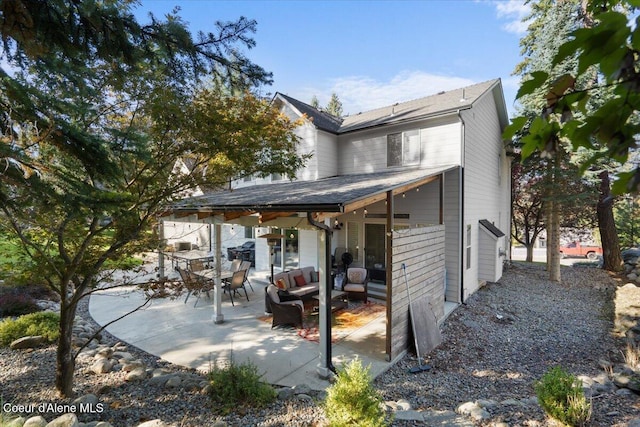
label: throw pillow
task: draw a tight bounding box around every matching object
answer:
[294,274,307,287]
[348,270,363,283]
[275,278,287,290]
[310,271,319,282]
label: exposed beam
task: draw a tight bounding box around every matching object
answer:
[258,212,294,224]
[391,175,440,196]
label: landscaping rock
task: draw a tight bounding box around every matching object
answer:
[10,336,45,350]
[124,367,146,381]
[6,416,27,427]
[23,416,47,427]
[90,358,113,374]
[44,413,78,427]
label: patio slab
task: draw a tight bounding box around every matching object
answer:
[88,269,391,391]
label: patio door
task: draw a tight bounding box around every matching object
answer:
[365,224,386,269]
[283,229,299,269]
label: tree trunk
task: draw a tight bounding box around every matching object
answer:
[597,170,623,271]
[56,298,77,397]
[547,198,562,282]
[526,243,534,262]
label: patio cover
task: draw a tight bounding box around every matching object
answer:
[163,164,456,378]
[168,165,457,222]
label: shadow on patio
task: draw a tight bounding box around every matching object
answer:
[89,268,389,391]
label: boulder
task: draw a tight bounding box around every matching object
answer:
[125,367,147,381]
[44,413,79,427]
[23,416,47,427]
[10,336,45,350]
[90,358,113,374]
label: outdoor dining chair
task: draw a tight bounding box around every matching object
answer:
[223,269,249,306]
[239,260,254,292]
[177,267,213,307]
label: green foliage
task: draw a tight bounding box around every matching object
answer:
[534,366,592,426]
[323,359,389,427]
[207,359,276,415]
[614,195,640,248]
[506,0,640,194]
[0,311,60,346]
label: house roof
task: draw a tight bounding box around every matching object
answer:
[276,79,505,135]
[338,79,502,133]
[275,93,344,133]
[170,166,457,218]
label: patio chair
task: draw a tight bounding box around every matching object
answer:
[265,284,304,329]
[342,267,369,303]
[223,269,249,306]
[230,258,242,272]
[239,260,254,292]
[177,267,213,307]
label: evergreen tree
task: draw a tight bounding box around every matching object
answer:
[310,95,320,109]
[0,1,306,397]
[326,92,343,117]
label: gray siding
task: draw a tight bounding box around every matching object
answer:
[460,89,508,299]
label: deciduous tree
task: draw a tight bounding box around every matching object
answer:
[0,0,306,397]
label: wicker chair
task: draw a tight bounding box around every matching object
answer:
[342,267,369,303]
[265,284,304,329]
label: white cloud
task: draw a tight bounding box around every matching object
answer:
[492,0,530,35]
[298,71,476,116]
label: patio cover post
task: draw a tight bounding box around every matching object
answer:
[211,215,224,324]
[158,218,165,280]
[308,213,335,379]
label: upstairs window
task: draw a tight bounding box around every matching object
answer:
[387,130,420,167]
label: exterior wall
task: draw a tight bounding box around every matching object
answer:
[389,225,445,360]
[443,168,462,303]
[478,227,504,282]
[337,116,461,175]
[316,131,338,179]
[460,90,509,300]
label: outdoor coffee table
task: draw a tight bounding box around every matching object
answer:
[312,290,348,312]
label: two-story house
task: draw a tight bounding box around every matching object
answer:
[163,78,511,366]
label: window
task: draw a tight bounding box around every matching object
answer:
[387,130,420,167]
[347,222,359,262]
[466,224,472,270]
[244,227,254,239]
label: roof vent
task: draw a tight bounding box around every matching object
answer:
[460,88,467,102]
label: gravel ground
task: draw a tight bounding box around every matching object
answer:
[1,262,639,426]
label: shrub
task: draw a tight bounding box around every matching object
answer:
[534,366,591,427]
[0,292,41,317]
[0,311,60,346]
[324,358,390,427]
[207,359,276,414]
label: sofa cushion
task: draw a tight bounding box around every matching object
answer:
[344,283,365,293]
[310,270,319,282]
[288,283,319,298]
[347,268,367,284]
[293,274,307,287]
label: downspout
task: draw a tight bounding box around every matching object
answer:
[457,110,466,304]
[307,212,336,375]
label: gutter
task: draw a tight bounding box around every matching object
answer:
[457,109,466,304]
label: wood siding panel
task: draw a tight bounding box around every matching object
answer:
[315,131,338,179]
[389,225,445,360]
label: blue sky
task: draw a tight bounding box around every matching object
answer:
[136,1,530,118]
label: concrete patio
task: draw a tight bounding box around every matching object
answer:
[89,266,390,391]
